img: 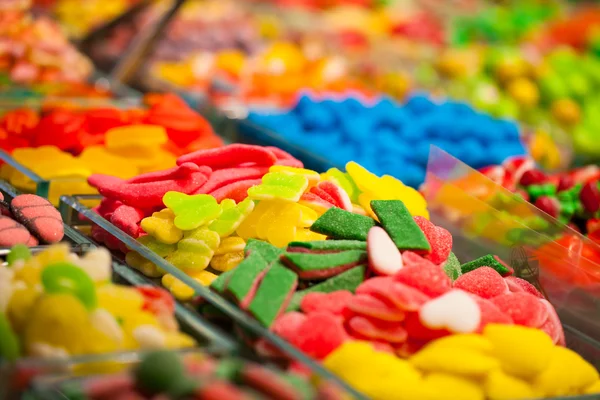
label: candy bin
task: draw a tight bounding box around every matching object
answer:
[22,348,356,399]
[0,93,223,205]
[56,141,600,399]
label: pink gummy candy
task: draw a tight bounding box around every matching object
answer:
[177,144,277,169]
[126,164,211,184]
[453,267,509,299]
[10,194,64,244]
[272,312,307,343]
[300,291,353,317]
[491,292,549,328]
[504,276,544,298]
[395,252,452,297]
[347,315,408,343]
[356,277,430,312]
[413,216,452,265]
[292,312,348,359]
[472,296,513,332]
[209,179,262,203]
[539,299,565,345]
[346,294,406,322]
[317,181,352,211]
[110,204,144,238]
[0,215,33,246]
[196,166,268,194]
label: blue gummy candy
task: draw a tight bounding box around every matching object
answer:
[459,139,485,168]
[294,95,314,115]
[404,93,436,116]
[341,115,373,143]
[302,104,336,131]
[341,97,366,115]
[497,119,521,141]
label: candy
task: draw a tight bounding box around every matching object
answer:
[10,194,64,243]
[0,312,20,361]
[209,179,262,203]
[348,316,408,343]
[460,254,514,276]
[244,238,284,264]
[287,240,367,253]
[111,205,145,238]
[347,294,406,322]
[177,144,277,169]
[490,292,548,328]
[419,290,481,334]
[41,262,97,310]
[163,192,222,231]
[410,344,499,377]
[300,291,354,317]
[484,369,536,400]
[282,250,367,280]
[356,277,430,311]
[248,263,297,327]
[0,216,34,247]
[453,267,509,299]
[134,350,187,395]
[534,346,599,397]
[310,207,376,241]
[367,226,403,276]
[371,201,430,251]
[247,172,308,202]
[504,276,543,298]
[269,165,320,187]
[315,180,353,211]
[292,312,347,360]
[6,244,31,265]
[166,231,220,272]
[198,166,269,194]
[225,252,269,308]
[140,209,183,244]
[207,198,255,238]
[396,253,452,297]
[286,266,366,311]
[413,216,452,264]
[442,252,462,281]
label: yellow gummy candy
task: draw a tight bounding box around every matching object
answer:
[484,324,553,380]
[236,200,272,239]
[163,271,218,301]
[266,203,302,247]
[423,373,484,400]
[269,165,320,187]
[79,146,138,178]
[484,369,537,400]
[255,201,288,239]
[533,346,599,397]
[141,209,183,244]
[105,125,168,149]
[297,204,320,227]
[7,287,39,334]
[424,334,493,354]
[294,228,327,242]
[210,251,245,272]
[346,161,381,194]
[584,380,600,394]
[410,346,499,377]
[214,237,246,255]
[125,252,165,278]
[96,285,145,318]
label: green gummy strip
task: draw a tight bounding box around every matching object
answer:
[286,266,366,312]
[283,250,367,272]
[210,269,234,294]
[443,252,462,281]
[310,207,376,241]
[282,374,317,400]
[244,238,284,263]
[371,200,430,251]
[216,358,244,381]
[225,252,269,302]
[460,254,512,276]
[248,262,298,327]
[287,240,367,251]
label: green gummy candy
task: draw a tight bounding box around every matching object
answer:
[0,312,20,361]
[41,262,97,310]
[248,262,297,327]
[310,207,376,241]
[443,252,462,281]
[370,200,430,251]
[163,192,222,231]
[216,358,244,380]
[286,266,366,312]
[209,198,255,237]
[137,235,176,257]
[282,250,367,277]
[134,350,187,394]
[287,240,367,252]
[326,168,360,203]
[247,172,308,202]
[210,269,234,294]
[166,238,214,271]
[7,244,31,266]
[226,252,269,303]
[244,238,284,263]
[460,254,512,276]
[183,227,221,250]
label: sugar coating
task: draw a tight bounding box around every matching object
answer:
[287,240,367,252]
[371,200,430,251]
[248,262,297,327]
[283,250,367,273]
[225,252,269,304]
[460,254,513,276]
[310,207,376,241]
[10,194,64,244]
[244,238,284,263]
[443,252,462,281]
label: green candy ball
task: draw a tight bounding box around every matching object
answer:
[6,244,31,266]
[134,351,187,395]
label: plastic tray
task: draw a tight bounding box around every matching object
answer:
[58,193,368,399]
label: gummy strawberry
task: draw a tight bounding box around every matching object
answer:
[491,292,548,328]
[413,216,452,265]
[396,252,452,297]
[453,267,509,299]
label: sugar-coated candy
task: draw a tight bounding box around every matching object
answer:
[310,207,376,241]
[396,253,452,297]
[367,226,403,276]
[10,194,64,244]
[269,165,321,187]
[356,277,430,312]
[111,204,145,238]
[300,291,354,317]
[347,294,406,322]
[442,252,462,281]
[140,209,183,244]
[177,144,277,169]
[225,252,269,308]
[371,200,430,251]
[197,167,268,194]
[419,290,481,334]
[41,262,97,310]
[247,171,309,202]
[287,240,367,253]
[413,216,452,265]
[490,292,548,328]
[0,216,35,247]
[460,254,514,276]
[162,270,217,301]
[247,263,297,327]
[209,179,262,203]
[163,192,222,231]
[282,250,367,280]
[166,230,220,272]
[453,267,509,299]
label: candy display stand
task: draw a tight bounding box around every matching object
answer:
[423,146,600,364]
[58,194,368,399]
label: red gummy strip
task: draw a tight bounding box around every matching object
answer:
[198,166,268,194]
[356,277,430,312]
[209,179,262,203]
[110,204,144,238]
[300,291,353,317]
[91,224,128,253]
[347,316,408,343]
[265,146,295,160]
[346,294,406,322]
[491,292,549,328]
[396,252,452,297]
[10,194,64,244]
[299,192,334,210]
[126,163,211,184]
[472,296,513,332]
[0,215,33,246]
[292,312,348,359]
[177,144,277,169]
[95,198,123,220]
[310,186,338,206]
[274,158,305,168]
[453,267,509,299]
[89,163,208,209]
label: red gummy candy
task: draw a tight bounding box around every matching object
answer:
[300,291,353,317]
[395,253,452,297]
[209,179,262,203]
[403,312,449,341]
[10,194,64,244]
[539,299,565,346]
[197,380,247,400]
[110,204,144,238]
[177,144,277,169]
[95,198,123,219]
[316,181,352,211]
[272,312,307,343]
[88,163,208,209]
[126,164,211,184]
[347,316,408,343]
[292,312,347,359]
[197,166,268,194]
[136,286,175,315]
[309,186,338,207]
[32,110,86,152]
[0,215,33,246]
[413,216,452,264]
[504,276,544,298]
[274,158,305,168]
[84,108,127,135]
[346,294,406,322]
[299,192,334,210]
[265,146,296,161]
[491,292,548,328]
[453,267,509,299]
[356,277,430,311]
[472,296,513,332]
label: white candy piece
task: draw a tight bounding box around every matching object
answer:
[74,248,112,282]
[29,342,69,359]
[133,325,166,349]
[419,290,481,333]
[367,226,403,276]
[90,308,124,345]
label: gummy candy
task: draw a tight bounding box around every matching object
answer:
[248,172,309,202]
[140,209,183,245]
[41,262,97,310]
[163,192,222,231]
[208,198,255,237]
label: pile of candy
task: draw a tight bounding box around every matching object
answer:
[0,244,194,360]
[248,93,526,187]
[0,8,93,84]
[0,94,222,204]
[49,349,347,399]
[0,192,63,247]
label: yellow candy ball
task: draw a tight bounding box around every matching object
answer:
[210,251,244,272]
[507,78,539,108]
[484,369,537,400]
